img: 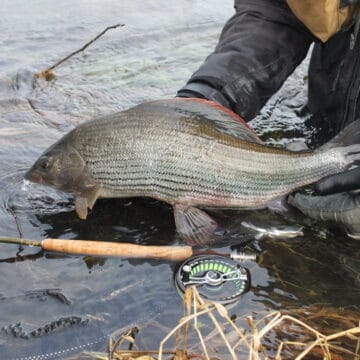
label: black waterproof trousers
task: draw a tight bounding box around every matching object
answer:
[177,0,360,142]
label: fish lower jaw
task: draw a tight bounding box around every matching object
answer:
[24,171,44,185]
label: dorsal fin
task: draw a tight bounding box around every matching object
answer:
[137,98,263,144]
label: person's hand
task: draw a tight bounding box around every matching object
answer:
[314,167,360,195]
[288,190,360,239]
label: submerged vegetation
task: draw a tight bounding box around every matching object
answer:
[74,287,360,360]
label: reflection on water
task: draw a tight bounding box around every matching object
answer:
[0,1,359,359]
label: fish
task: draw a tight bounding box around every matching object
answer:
[240,221,304,240]
[25,98,360,244]
[289,191,360,239]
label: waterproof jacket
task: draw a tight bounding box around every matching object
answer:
[177,0,360,143]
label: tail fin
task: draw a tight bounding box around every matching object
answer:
[319,119,360,166]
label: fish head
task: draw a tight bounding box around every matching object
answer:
[25,140,91,193]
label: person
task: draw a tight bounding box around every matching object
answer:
[177,0,360,196]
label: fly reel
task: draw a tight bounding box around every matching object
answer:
[175,255,251,305]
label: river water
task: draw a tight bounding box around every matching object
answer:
[0,1,359,359]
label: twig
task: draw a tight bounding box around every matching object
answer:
[355,324,360,360]
[36,23,125,80]
[275,342,284,360]
[212,303,250,353]
[158,308,214,359]
[194,290,238,360]
[112,349,174,357]
[293,324,360,359]
[192,290,210,360]
[108,327,138,360]
[8,208,24,239]
[83,289,360,360]
[326,343,358,357]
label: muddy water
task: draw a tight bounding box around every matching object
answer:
[0,1,359,359]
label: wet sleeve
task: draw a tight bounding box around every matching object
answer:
[177,0,314,121]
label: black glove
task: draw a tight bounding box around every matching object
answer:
[314,167,360,195]
[177,82,235,111]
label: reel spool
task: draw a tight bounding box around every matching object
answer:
[175,255,250,305]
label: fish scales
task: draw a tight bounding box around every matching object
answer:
[68,104,344,206]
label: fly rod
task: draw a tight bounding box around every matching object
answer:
[0,236,255,262]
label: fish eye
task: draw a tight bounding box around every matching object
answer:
[40,158,51,170]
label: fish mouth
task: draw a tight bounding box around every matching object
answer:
[24,169,44,184]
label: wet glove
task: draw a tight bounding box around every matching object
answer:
[177,81,236,113]
[314,168,360,195]
[288,191,360,239]
[289,127,360,238]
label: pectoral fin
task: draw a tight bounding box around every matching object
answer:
[74,186,102,220]
[173,204,218,245]
[267,196,290,213]
[75,196,89,220]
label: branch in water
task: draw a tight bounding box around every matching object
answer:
[8,207,24,239]
[36,23,125,81]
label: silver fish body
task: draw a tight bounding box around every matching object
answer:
[25,99,360,243]
[58,101,354,205]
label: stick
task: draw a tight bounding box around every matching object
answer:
[8,208,24,239]
[36,23,125,80]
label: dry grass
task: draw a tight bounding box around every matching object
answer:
[80,287,360,360]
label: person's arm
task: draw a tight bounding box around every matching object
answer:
[177,0,314,121]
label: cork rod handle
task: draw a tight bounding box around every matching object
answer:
[42,238,194,261]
